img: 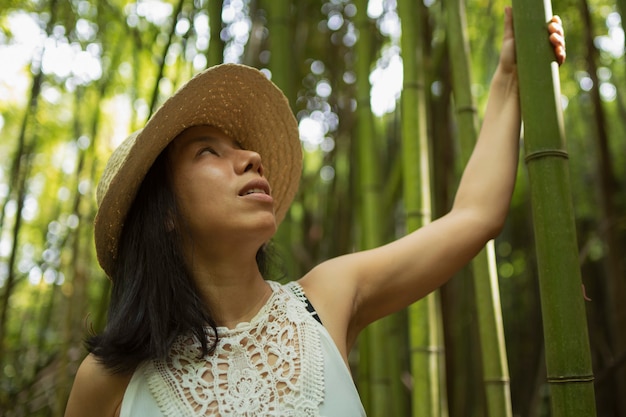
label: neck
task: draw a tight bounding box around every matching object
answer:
[185,245,272,329]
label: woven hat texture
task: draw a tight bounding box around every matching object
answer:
[94,63,302,278]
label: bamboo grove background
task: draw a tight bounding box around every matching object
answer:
[0,0,624,415]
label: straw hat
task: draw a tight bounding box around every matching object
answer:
[94,63,302,278]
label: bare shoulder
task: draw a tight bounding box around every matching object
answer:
[65,354,133,417]
[297,250,381,323]
[297,256,361,355]
[298,255,358,320]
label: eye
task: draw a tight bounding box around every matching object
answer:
[198,147,219,157]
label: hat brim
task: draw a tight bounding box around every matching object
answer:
[94,64,302,278]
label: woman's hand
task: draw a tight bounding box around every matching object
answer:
[499,7,517,74]
[499,7,566,73]
[549,15,566,65]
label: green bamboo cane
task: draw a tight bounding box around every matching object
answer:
[511,2,597,416]
[264,0,295,104]
[206,0,224,66]
[147,0,185,118]
[444,1,512,416]
[579,1,626,409]
[353,0,394,415]
[264,0,302,282]
[397,1,446,416]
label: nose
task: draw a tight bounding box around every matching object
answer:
[238,149,264,176]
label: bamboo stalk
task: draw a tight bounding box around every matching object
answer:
[397,1,446,416]
[578,1,626,411]
[264,0,300,282]
[511,2,597,416]
[147,0,185,118]
[353,1,394,414]
[444,1,513,416]
[264,0,295,104]
[207,0,224,66]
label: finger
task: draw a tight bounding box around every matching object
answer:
[548,21,564,37]
[547,16,566,65]
[549,32,566,65]
[503,6,514,39]
[556,46,566,65]
[550,15,562,26]
[549,32,565,49]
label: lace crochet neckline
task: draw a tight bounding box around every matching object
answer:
[144,281,325,416]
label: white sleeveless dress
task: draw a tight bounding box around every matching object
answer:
[119,281,366,416]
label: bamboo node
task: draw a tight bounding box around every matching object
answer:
[484,377,510,384]
[402,81,424,90]
[455,105,477,114]
[410,345,445,354]
[524,149,569,164]
[405,210,430,219]
[547,374,595,384]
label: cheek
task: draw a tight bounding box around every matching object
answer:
[170,163,233,216]
[172,177,204,220]
[173,178,229,221]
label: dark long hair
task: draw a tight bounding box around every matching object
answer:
[86,151,269,374]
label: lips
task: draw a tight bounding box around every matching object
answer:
[238,178,271,197]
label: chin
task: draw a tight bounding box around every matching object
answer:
[251,214,277,237]
[262,218,278,237]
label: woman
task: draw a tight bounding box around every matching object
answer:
[65,8,566,417]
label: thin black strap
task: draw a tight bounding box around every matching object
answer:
[304,297,323,326]
[285,281,323,326]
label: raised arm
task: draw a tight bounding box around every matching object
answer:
[453,10,564,232]
[452,7,521,233]
[300,8,566,358]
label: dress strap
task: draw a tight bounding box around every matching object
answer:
[284,281,323,326]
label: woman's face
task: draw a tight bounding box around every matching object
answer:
[167,125,277,254]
